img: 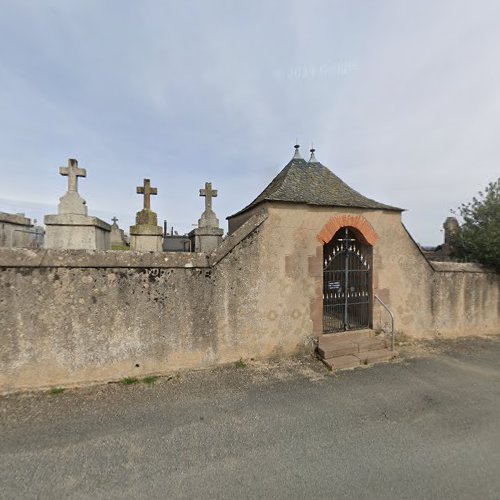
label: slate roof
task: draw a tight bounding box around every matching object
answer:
[228,152,403,218]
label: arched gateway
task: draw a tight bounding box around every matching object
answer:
[227,145,402,369]
[323,227,372,333]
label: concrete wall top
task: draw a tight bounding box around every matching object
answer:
[0,212,269,269]
[210,212,268,265]
[430,261,496,274]
[0,248,210,269]
[0,212,32,226]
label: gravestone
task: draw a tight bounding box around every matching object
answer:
[0,212,34,248]
[442,216,459,256]
[44,158,111,250]
[163,223,191,252]
[129,179,163,252]
[189,182,224,253]
[110,217,129,249]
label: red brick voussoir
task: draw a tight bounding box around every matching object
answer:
[316,214,378,246]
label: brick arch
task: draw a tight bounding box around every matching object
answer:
[316,214,377,246]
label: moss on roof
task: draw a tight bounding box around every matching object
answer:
[229,156,402,218]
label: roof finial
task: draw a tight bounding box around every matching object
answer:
[309,145,317,163]
[293,143,303,160]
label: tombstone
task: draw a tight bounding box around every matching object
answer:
[442,216,459,256]
[163,222,191,252]
[44,158,111,250]
[189,182,224,253]
[110,217,130,249]
[0,212,34,248]
[129,178,163,252]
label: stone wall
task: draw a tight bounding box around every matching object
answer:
[257,203,499,339]
[1,206,499,393]
[430,262,500,337]
[0,214,274,393]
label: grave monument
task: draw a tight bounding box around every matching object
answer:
[0,212,35,248]
[189,182,224,253]
[129,178,163,252]
[44,158,111,250]
[110,216,129,249]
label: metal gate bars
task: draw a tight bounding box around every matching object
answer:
[323,227,372,333]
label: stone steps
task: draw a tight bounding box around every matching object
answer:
[318,329,373,346]
[317,329,398,371]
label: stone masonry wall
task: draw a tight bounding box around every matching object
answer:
[1,206,499,394]
[430,262,500,337]
[0,215,276,393]
[0,266,213,389]
[261,204,500,339]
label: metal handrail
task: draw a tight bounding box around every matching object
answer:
[374,295,395,351]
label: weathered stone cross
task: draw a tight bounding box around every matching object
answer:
[137,178,157,210]
[199,182,217,212]
[112,216,119,225]
[59,158,86,193]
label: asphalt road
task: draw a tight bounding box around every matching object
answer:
[1,336,500,499]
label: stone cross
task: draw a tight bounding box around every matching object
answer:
[137,178,157,210]
[59,158,86,193]
[199,182,218,212]
[112,216,119,225]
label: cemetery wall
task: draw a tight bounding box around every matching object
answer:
[262,204,500,339]
[0,214,278,393]
[429,262,500,337]
[0,208,499,393]
[0,256,207,392]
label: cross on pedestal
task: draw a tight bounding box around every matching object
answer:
[59,158,86,192]
[137,178,158,210]
[199,182,218,212]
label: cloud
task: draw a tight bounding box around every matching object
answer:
[0,0,499,242]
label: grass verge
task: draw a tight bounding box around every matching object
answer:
[235,358,247,369]
[121,377,138,385]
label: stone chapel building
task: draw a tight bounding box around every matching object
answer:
[224,145,498,365]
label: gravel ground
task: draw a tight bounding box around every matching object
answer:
[1,335,500,499]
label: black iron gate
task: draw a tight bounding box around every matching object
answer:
[323,227,372,333]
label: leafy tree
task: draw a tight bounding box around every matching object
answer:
[452,178,500,270]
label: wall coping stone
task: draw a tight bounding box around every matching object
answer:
[0,248,210,269]
[0,213,268,269]
[431,261,498,274]
[209,212,268,266]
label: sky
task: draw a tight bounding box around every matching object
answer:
[1,0,499,244]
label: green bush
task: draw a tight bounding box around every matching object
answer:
[453,178,500,270]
